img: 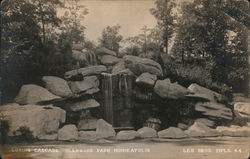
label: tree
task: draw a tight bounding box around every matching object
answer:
[30,0,62,44]
[59,0,89,43]
[150,0,177,54]
[99,24,123,53]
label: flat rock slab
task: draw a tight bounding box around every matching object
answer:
[188,83,227,102]
[58,124,78,141]
[123,55,163,76]
[116,130,141,140]
[42,76,72,97]
[154,79,188,99]
[216,125,250,137]
[64,65,107,80]
[195,102,232,120]
[96,119,116,139]
[158,127,188,139]
[137,127,157,138]
[70,99,100,111]
[14,84,60,104]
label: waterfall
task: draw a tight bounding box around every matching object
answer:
[101,73,114,125]
[101,73,134,127]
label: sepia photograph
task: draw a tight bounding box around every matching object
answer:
[0,0,250,158]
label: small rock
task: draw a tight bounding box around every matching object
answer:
[185,122,220,137]
[158,127,188,139]
[77,118,98,130]
[116,130,140,140]
[137,127,157,138]
[136,73,157,87]
[195,118,215,128]
[96,119,116,138]
[112,61,134,75]
[58,124,78,141]
[78,131,97,141]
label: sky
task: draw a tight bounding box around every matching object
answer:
[79,0,157,42]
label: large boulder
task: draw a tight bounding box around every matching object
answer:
[136,73,157,87]
[65,65,107,80]
[123,55,163,76]
[58,124,78,141]
[234,102,250,119]
[78,131,97,141]
[154,79,188,99]
[42,76,72,97]
[112,61,134,75]
[96,119,116,138]
[137,127,157,138]
[14,84,60,104]
[70,99,100,112]
[0,103,66,138]
[195,102,233,120]
[77,118,98,130]
[116,130,140,141]
[96,47,116,56]
[100,55,120,66]
[184,122,220,137]
[216,125,250,137]
[158,127,188,139]
[188,83,227,102]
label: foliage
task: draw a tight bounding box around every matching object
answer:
[59,0,89,44]
[150,0,177,53]
[16,126,36,143]
[98,24,123,52]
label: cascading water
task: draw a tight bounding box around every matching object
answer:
[101,73,134,128]
[101,73,114,125]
